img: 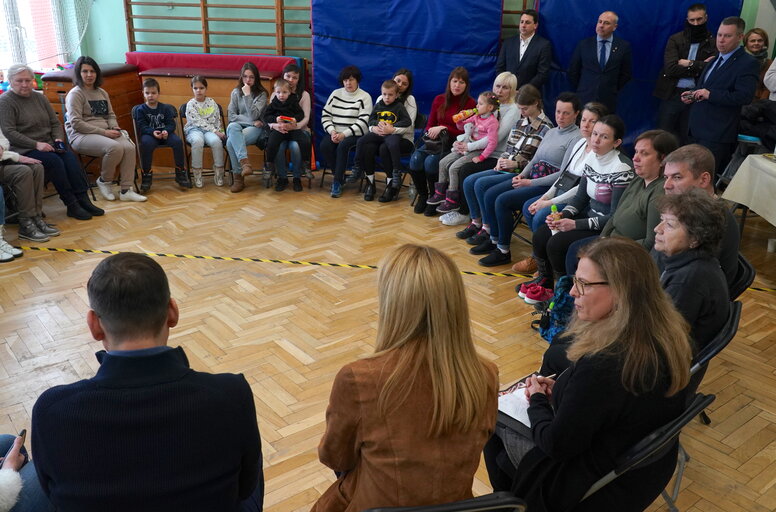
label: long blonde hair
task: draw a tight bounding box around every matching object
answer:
[372,244,491,436]
[566,238,692,396]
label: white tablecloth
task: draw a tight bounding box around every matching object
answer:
[722,154,776,228]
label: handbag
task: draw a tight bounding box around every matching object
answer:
[418,128,448,155]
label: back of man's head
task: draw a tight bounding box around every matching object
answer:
[87,253,171,343]
[663,144,715,178]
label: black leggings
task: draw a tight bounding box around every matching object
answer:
[532,223,600,275]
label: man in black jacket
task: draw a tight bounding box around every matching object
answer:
[654,4,716,143]
[495,9,553,90]
[32,253,264,512]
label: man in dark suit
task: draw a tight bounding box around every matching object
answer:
[32,253,264,512]
[654,3,717,143]
[495,9,553,89]
[568,11,632,113]
[685,16,759,178]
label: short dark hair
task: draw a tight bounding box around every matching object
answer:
[190,75,208,88]
[381,79,399,92]
[721,16,745,35]
[338,65,362,84]
[142,78,160,92]
[73,56,103,88]
[597,114,625,141]
[87,253,171,342]
[688,3,707,14]
[582,101,609,119]
[663,144,715,178]
[282,63,301,76]
[516,83,542,109]
[635,130,679,160]
[521,9,539,24]
[556,91,581,113]
[655,189,727,254]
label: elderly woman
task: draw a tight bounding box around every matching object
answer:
[0,64,102,221]
[463,92,583,267]
[409,67,476,213]
[65,56,145,202]
[485,237,692,512]
[312,244,498,511]
[1,126,59,245]
[653,189,729,353]
[319,65,373,198]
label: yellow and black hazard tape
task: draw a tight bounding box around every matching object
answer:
[19,246,527,278]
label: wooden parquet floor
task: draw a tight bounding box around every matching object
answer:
[1,177,775,511]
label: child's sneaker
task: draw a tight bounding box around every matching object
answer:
[441,211,470,226]
[214,166,225,186]
[517,277,546,298]
[426,182,448,205]
[524,285,554,305]
[192,168,204,188]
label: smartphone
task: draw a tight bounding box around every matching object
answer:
[2,429,26,465]
[53,141,66,152]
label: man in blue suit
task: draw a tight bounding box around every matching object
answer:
[495,9,553,89]
[568,11,632,114]
[685,16,759,178]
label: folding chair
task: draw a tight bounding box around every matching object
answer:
[511,211,531,245]
[1,182,19,224]
[361,492,526,512]
[178,102,233,186]
[54,93,97,201]
[131,104,190,186]
[581,393,716,512]
[263,138,315,190]
[728,253,756,301]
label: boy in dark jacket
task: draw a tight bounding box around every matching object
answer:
[262,78,310,191]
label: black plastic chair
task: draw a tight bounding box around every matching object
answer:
[361,491,526,512]
[729,253,756,300]
[178,102,233,186]
[581,393,716,512]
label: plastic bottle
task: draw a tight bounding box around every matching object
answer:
[452,108,478,123]
[549,204,562,235]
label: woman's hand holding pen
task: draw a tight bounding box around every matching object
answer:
[524,374,556,399]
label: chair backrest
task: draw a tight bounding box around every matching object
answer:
[690,301,742,376]
[729,253,755,301]
[361,492,526,512]
[581,392,716,501]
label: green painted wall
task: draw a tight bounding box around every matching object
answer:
[80,0,129,63]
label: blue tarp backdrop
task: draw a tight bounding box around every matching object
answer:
[311,0,744,151]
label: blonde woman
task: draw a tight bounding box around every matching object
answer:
[313,244,498,511]
[485,237,692,512]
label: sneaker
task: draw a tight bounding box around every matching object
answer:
[18,218,49,242]
[96,178,115,201]
[175,169,192,188]
[140,172,153,193]
[192,168,204,188]
[214,167,225,186]
[470,239,496,255]
[346,167,362,184]
[478,249,511,267]
[293,178,303,192]
[456,223,480,239]
[0,234,22,258]
[0,248,13,263]
[441,211,470,226]
[331,181,342,198]
[120,189,148,202]
[274,178,288,192]
[516,277,546,297]
[512,257,538,274]
[467,229,489,246]
[524,285,554,305]
[34,217,60,236]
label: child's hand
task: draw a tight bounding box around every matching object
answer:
[161,130,169,140]
[217,131,226,140]
[472,156,481,164]
[153,130,163,139]
[253,120,263,128]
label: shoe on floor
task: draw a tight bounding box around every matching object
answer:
[275,178,288,192]
[67,202,92,221]
[441,211,470,226]
[230,173,245,193]
[524,285,554,305]
[175,168,192,188]
[479,249,511,267]
[214,167,225,186]
[423,202,439,216]
[470,239,496,255]
[293,178,303,192]
[192,168,204,188]
[331,181,342,198]
[140,172,153,193]
[456,223,480,239]
[0,248,13,263]
[512,256,538,274]
[0,229,22,258]
[364,182,376,201]
[33,217,60,236]
[467,230,489,246]
[120,189,148,202]
[378,185,399,203]
[18,218,49,242]
[346,167,362,184]
[516,277,547,297]
[413,194,428,214]
[96,178,115,200]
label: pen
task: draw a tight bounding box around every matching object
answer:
[516,373,557,389]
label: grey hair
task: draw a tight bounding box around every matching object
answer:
[7,64,35,81]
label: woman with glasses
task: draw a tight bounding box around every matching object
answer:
[484,237,692,511]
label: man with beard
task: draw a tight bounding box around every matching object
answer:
[654,4,716,143]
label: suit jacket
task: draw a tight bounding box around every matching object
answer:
[32,347,263,512]
[653,29,716,99]
[568,36,632,113]
[496,34,553,89]
[688,46,759,143]
[312,351,499,512]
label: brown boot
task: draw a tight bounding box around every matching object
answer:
[240,158,253,177]
[230,173,245,193]
[512,256,538,274]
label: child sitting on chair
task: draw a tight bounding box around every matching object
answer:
[133,78,190,192]
[184,75,226,188]
[262,78,310,192]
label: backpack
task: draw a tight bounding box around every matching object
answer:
[533,275,575,343]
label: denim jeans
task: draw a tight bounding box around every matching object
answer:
[226,123,263,173]
[276,140,302,179]
[462,170,507,221]
[408,147,441,196]
[185,128,225,168]
[522,196,569,233]
[488,185,550,250]
[0,435,54,512]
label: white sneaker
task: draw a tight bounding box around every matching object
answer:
[120,189,147,202]
[438,211,451,223]
[214,167,225,186]
[96,178,116,201]
[0,230,22,259]
[0,248,13,262]
[441,211,470,226]
[192,168,204,188]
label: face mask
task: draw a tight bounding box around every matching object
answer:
[685,20,708,44]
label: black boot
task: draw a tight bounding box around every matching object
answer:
[67,202,92,221]
[413,194,428,214]
[535,257,554,289]
[274,176,288,192]
[364,181,376,201]
[423,202,438,216]
[175,168,192,188]
[140,172,152,193]
[76,194,104,216]
[379,183,399,202]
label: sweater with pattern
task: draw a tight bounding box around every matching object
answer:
[184,97,223,134]
[321,87,373,138]
[65,86,118,140]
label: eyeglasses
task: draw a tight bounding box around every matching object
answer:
[572,276,609,296]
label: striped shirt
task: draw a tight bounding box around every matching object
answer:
[321,87,373,138]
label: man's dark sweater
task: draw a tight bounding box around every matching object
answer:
[32,347,262,512]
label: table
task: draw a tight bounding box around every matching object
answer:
[722,154,776,238]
